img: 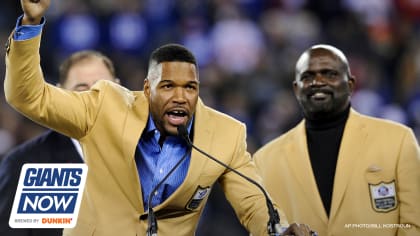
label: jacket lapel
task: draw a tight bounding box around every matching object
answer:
[289,121,329,224]
[121,92,149,212]
[329,109,367,222]
[184,99,213,188]
[154,99,212,210]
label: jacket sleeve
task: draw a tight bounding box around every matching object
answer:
[218,123,288,236]
[397,128,420,235]
[4,33,103,139]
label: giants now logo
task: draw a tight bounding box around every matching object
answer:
[9,164,88,228]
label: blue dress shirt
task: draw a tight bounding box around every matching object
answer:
[13,15,44,41]
[136,116,192,209]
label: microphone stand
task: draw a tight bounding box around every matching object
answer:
[177,125,282,236]
[146,144,192,236]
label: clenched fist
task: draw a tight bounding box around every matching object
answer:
[20,0,51,25]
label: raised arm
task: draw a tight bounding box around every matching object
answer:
[5,0,101,139]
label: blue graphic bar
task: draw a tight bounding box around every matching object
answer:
[17,192,77,214]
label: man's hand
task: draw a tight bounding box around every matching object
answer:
[20,0,51,25]
[282,223,317,236]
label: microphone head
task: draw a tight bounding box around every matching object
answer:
[177,124,188,138]
[177,124,192,146]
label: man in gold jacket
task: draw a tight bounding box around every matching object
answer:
[254,44,420,236]
[4,0,317,236]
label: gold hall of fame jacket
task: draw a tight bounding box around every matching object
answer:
[253,109,420,236]
[4,34,288,236]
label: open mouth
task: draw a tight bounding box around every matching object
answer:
[166,110,188,126]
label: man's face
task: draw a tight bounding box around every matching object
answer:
[144,61,199,136]
[62,57,116,91]
[293,49,355,120]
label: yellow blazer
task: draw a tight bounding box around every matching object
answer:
[254,109,420,236]
[4,34,287,235]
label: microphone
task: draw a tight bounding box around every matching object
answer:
[146,140,192,236]
[177,125,283,235]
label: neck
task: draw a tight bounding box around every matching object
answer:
[305,106,350,130]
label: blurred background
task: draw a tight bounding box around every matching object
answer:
[1,0,420,235]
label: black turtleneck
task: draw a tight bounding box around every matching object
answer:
[305,106,350,217]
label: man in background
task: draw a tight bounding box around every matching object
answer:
[0,50,119,236]
[254,44,420,236]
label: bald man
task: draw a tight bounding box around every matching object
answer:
[253,44,420,236]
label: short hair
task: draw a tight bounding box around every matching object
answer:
[148,44,197,67]
[59,50,116,84]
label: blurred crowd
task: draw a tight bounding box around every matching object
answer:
[1,0,420,234]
